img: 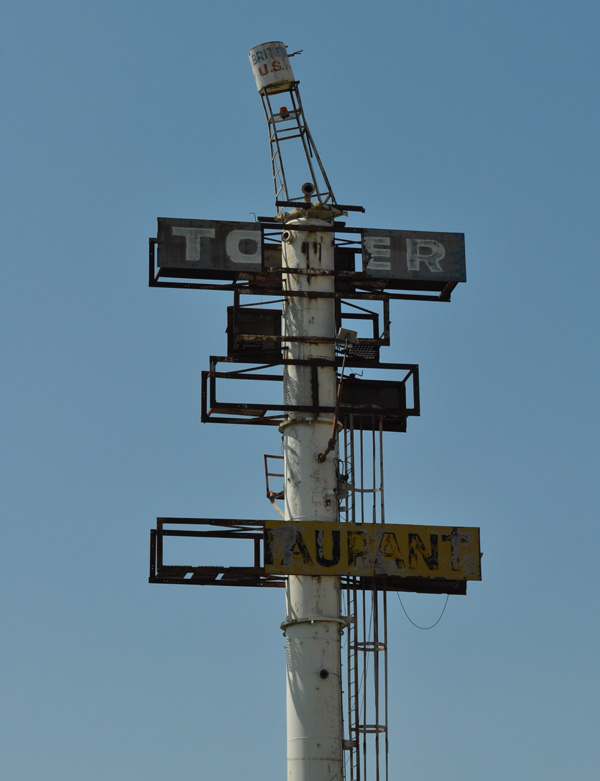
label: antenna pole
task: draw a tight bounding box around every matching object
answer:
[280,208,344,781]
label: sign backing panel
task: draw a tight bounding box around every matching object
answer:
[265,520,481,581]
[362,229,466,283]
[157,217,263,273]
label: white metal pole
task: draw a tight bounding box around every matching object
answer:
[279,211,344,781]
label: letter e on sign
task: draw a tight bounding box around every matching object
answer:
[361,228,466,286]
[364,235,391,271]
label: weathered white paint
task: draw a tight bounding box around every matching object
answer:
[406,238,445,272]
[280,214,344,781]
[224,229,261,265]
[171,226,215,261]
[364,236,447,273]
[171,225,261,264]
[248,41,295,94]
[363,234,391,270]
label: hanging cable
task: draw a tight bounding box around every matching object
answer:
[396,593,449,630]
[317,330,356,463]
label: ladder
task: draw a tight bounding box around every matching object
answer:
[342,417,389,781]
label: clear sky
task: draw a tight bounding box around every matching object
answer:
[1,1,598,779]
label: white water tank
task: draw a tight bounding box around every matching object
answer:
[249,41,295,94]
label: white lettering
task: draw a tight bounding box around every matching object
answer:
[364,236,391,271]
[406,238,445,273]
[171,227,215,261]
[225,230,262,265]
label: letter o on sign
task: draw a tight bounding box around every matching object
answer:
[226,230,261,265]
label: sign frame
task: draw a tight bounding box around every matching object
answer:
[148,518,481,594]
[150,218,466,301]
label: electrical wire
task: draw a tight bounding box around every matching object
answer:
[396,593,449,630]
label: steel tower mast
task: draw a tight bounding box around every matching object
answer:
[280,219,344,780]
[149,39,480,781]
[249,41,346,780]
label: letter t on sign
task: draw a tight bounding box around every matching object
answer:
[171,227,216,262]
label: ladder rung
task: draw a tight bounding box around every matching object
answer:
[353,725,387,735]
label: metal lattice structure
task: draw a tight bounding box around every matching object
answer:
[259,81,337,211]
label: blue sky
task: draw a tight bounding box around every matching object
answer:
[1,1,598,779]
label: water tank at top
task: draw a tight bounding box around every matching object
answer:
[249,41,295,94]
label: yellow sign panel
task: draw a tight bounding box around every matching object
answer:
[264,521,481,581]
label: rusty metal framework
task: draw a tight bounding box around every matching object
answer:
[148,235,460,302]
[201,356,420,428]
[259,82,337,210]
[149,517,468,594]
[225,292,390,363]
[149,518,285,588]
[335,299,390,362]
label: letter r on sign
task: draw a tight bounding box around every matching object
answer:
[406,238,445,273]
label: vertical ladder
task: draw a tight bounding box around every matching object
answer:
[342,422,360,781]
[343,417,389,781]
